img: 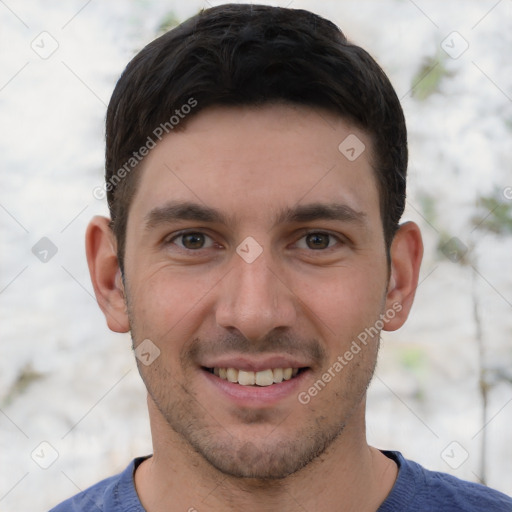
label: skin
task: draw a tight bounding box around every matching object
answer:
[86,104,423,511]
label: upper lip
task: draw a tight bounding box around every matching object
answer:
[201,355,311,372]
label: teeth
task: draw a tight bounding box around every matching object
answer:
[255,369,274,386]
[212,367,301,386]
[273,368,284,383]
[238,370,255,386]
[226,368,238,383]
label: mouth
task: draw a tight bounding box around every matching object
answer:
[202,366,309,386]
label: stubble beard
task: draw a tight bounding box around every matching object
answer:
[133,337,379,481]
[125,281,381,481]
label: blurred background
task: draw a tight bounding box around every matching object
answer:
[0,0,511,510]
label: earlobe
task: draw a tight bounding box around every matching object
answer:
[383,221,423,332]
[85,216,130,333]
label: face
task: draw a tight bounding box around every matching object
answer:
[121,104,392,478]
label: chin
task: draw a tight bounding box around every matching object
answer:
[184,422,345,481]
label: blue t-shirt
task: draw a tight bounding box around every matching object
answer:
[49,451,512,511]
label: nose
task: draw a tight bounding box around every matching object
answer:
[215,250,297,342]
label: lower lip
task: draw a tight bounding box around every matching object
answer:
[201,368,310,407]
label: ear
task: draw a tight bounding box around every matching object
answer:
[383,221,423,331]
[85,216,130,333]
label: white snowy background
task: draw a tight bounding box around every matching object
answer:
[0,1,511,510]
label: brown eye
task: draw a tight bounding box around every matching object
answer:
[172,232,214,250]
[182,233,205,249]
[305,233,331,250]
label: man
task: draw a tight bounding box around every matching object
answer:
[50,4,512,511]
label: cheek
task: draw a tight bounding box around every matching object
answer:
[289,264,387,338]
[127,266,220,342]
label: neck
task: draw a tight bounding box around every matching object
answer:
[135,398,398,512]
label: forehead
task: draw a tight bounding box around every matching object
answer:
[129,104,380,228]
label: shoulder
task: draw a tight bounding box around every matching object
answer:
[48,458,147,512]
[380,451,512,512]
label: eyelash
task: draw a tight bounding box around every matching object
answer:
[294,230,344,250]
[165,230,345,251]
[165,231,216,250]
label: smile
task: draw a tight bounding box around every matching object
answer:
[205,367,305,386]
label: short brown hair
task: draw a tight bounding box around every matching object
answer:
[105,3,407,272]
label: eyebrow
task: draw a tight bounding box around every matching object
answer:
[144,201,366,230]
[275,202,367,225]
[144,201,228,230]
